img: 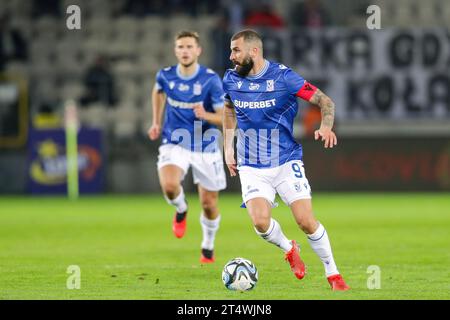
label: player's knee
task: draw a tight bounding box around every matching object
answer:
[247,207,271,233]
[201,197,217,216]
[162,182,180,199]
[297,217,317,234]
[253,217,271,233]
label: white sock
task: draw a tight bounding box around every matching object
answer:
[307,223,339,276]
[255,218,293,253]
[200,214,220,250]
[166,187,187,213]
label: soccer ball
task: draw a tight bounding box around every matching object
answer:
[222,257,258,291]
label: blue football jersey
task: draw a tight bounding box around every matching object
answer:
[156,64,224,152]
[223,60,315,168]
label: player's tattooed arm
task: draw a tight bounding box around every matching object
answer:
[308,89,338,149]
[223,100,237,176]
[308,89,335,129]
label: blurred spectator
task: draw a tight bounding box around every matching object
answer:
[244,0,285,30]
[290,0,331,28]
[80,55,117,107]
[32,0,61,18]
[0,14,28,71]
[122,0,216,17]
[162,0,217,17]
[123,0,169,17]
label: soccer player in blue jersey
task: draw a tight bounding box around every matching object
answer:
[148,31,226,263]
[223,29,350,290]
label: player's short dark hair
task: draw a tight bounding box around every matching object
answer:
[231,29,262,43]
[175,30,200,45]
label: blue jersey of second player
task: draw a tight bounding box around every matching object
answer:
[156,64,224,152]
[223,60,309,168]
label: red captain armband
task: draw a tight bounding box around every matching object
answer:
[296,81,317,101]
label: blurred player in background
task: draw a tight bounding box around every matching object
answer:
[148,31,226,263]
[223,29,349,290]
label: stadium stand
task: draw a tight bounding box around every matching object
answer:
[1,0,449,194]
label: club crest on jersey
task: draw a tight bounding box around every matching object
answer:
[169,81,175,90]
[266,79,274,92]
[193,82,202,95]
[237,81,243,89]
[249,83,260,90]
[178,83,189,92]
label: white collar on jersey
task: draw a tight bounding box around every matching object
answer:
[246,59,270,80]
[176,63,200,80]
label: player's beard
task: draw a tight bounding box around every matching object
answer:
[234,56,254,77]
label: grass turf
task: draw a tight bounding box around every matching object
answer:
[0,193,449,300]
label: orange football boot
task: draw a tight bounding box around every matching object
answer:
[284,240,306,280]
[200,249,215,264]
[327,274,350,291]
[172,211,187,238]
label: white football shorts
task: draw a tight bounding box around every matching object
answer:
[238,160,312,207]
[157,144,227,191]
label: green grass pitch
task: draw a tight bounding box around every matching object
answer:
[0,193,449,300]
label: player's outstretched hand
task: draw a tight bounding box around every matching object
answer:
[314,127,337,148]
[148,124,161,141]
[225,149,237,177]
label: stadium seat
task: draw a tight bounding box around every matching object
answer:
[55,39,82,61]
[138,31,163,50]
[34,16,60,34]
[140,97,153,135]
[167,15,197,37]
[4,0,32,18]
[140,16,165,35]
[113,105,140,140]
[33,23,60,43]
[5,62,29,77]
[140,75,155,91]
[137,55,160,71]
[30,40,52,58]
[118,81,140,103]
[83,37,108,57]
[34,81,59,102]
[114,16,139,34]
[108,40,136,56]
[79,103,110,130]
[346,16,367,28]
[85,0,115,18]
[112,60,137,78]
[443,2,450,26]
[194,15,219,32]
[60,82,85,101]
[85,17,113,41]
